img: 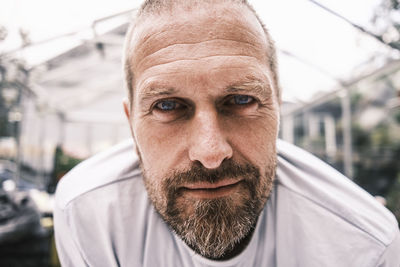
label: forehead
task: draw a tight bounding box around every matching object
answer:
[133,5,266,52]
[128,4,272,97]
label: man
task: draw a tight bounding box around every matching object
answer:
[54,0,400,266]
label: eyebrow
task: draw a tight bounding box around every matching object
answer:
[138,78,272,104]
[226,79,272,97]
[139,87,178,103]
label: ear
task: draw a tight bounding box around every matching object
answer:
[123,97,137,139]
[123,97,131,120]
[123,97,135,134]
[123,97,140,155]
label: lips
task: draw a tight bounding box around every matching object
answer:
[181,179,242,199]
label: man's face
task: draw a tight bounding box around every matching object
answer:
[124,4,280,259]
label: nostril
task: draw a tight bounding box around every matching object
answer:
[189,114,233,169]
[189,144,232,169]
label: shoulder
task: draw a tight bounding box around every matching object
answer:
[276,139,399,248]
[55,139,142,210]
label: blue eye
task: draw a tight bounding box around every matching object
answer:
[233,95,253,105]
[155,100,179,111]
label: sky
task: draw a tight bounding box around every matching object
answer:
[0,0,394,102]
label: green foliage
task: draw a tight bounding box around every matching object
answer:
[394,109,400,123]
[352,123,400,196]
[0,115,8,136]
[351,112,400,225]
[48,146,83,193]
[53,146,82,178]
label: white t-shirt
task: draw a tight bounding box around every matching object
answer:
[54,140,400,267]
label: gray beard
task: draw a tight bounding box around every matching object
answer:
[166,192,262,258]
[142,158,276,259]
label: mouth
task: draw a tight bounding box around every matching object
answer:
[180,179,242,199]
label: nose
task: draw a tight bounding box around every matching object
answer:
[188,110,233,169]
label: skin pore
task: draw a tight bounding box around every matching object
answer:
[123,2,280,260]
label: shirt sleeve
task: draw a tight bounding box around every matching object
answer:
[53,203,88,267]
[376,230,400,267]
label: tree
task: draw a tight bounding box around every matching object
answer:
[372,0,400,47]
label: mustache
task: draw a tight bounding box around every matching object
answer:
[164,158,263,219]
[165,159,260,189]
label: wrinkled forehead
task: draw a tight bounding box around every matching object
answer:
[127,4,269,70]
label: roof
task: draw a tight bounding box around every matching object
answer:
[2,0,398,123]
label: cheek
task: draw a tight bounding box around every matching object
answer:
[134,120,187,175]
[227,115,278,166]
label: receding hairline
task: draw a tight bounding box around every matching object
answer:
[123,0,281,105]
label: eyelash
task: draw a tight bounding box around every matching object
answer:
[154,99,185,112]
[226,95,255,106]
[151,94,258,119]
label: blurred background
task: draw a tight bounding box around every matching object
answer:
[0,0,399,266]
